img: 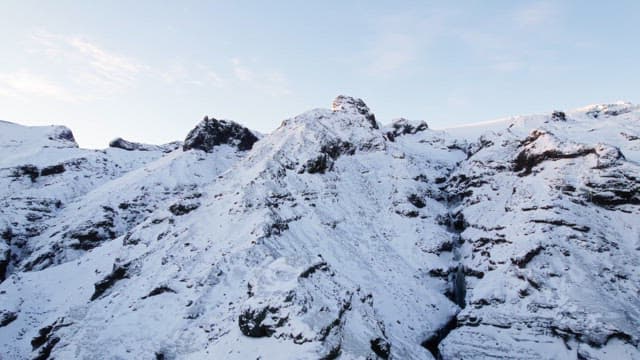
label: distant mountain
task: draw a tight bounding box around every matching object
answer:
[0,98,638,359]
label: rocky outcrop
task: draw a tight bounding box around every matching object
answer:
[109,137,180,152]
[331,95,378,129]
[183,117,258,152]
[385,118,428,141]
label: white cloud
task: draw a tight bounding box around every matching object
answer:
[0,69,82,102]
[29,31,145,97]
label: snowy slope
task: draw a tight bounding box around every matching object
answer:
[1,98,639,360]
[0,121,169,280]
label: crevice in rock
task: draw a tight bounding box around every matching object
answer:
[421,315,458,360]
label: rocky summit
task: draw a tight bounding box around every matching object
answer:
[0,97,639,359]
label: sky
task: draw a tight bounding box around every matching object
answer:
[0,1,639,148]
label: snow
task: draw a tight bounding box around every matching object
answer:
[1,97,639,359]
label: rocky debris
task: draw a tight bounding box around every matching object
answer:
[183,117,258,152]
[31,318,72,360]
[585,175,640,207]
[169,201,200,216]
[385,118,428,141]
[109,137,180,152]
[90,263,130,301]
[67,208,117,250]
[370,337,391,359]
[511,245,545,268]
[11,164,40,182]
[238,306,287,338]
[407,194,426,208]
[302,140,355,174]
[39,164,65,177]
[298,261,330,279]
[141,286,176,299]
[331,95,378,129]
[0,310,17,327]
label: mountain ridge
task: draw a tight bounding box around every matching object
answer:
[1,96,639,359]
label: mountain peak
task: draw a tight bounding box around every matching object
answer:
[331,95,378,129]
[183,116,258,152]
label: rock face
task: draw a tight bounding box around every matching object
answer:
[109,137,181,152]
[183,117,259,152]
[331,95,378,129]
[0,99,639,359]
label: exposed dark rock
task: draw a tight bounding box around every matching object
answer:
[109,138,151,151]
[513,133,597,175]
[319,299,352,341]
[422,315,458,359]
[32,336,60,360]
[109,138,180,153]
[49,127,77,144]
[1,227,12,242]
[303,140,356,174]
[511,245,545,268]
[0,311,17,327]
[299,262,329,279]
[31,323,55,349]
[321,140,355,160]
[385,118,428,141]
[238,306,287,338]
[90,263,130,301]
[407,194,426,208]
[530,219,590,232]
[305,154,331,174]
[370,337,391,359]
[169,202,199,216]
[466,136,494,158]
[31,318,72,360]
[40,164,65,177]
[320,345,342,360]
[21,251,55,272]
[395,209,419,218]
[551,111,567,122]
[0,248,9,281]
[584,177,640,207]
[142,286,176,299]
[620,132,639,141]
[183,117,258,152]
[12,165,39,182]
[68,215,116,251]
[331,95,378,129]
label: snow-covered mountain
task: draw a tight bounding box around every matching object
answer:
[0,98,638,359]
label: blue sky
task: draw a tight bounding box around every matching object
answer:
[1,1,638,148]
